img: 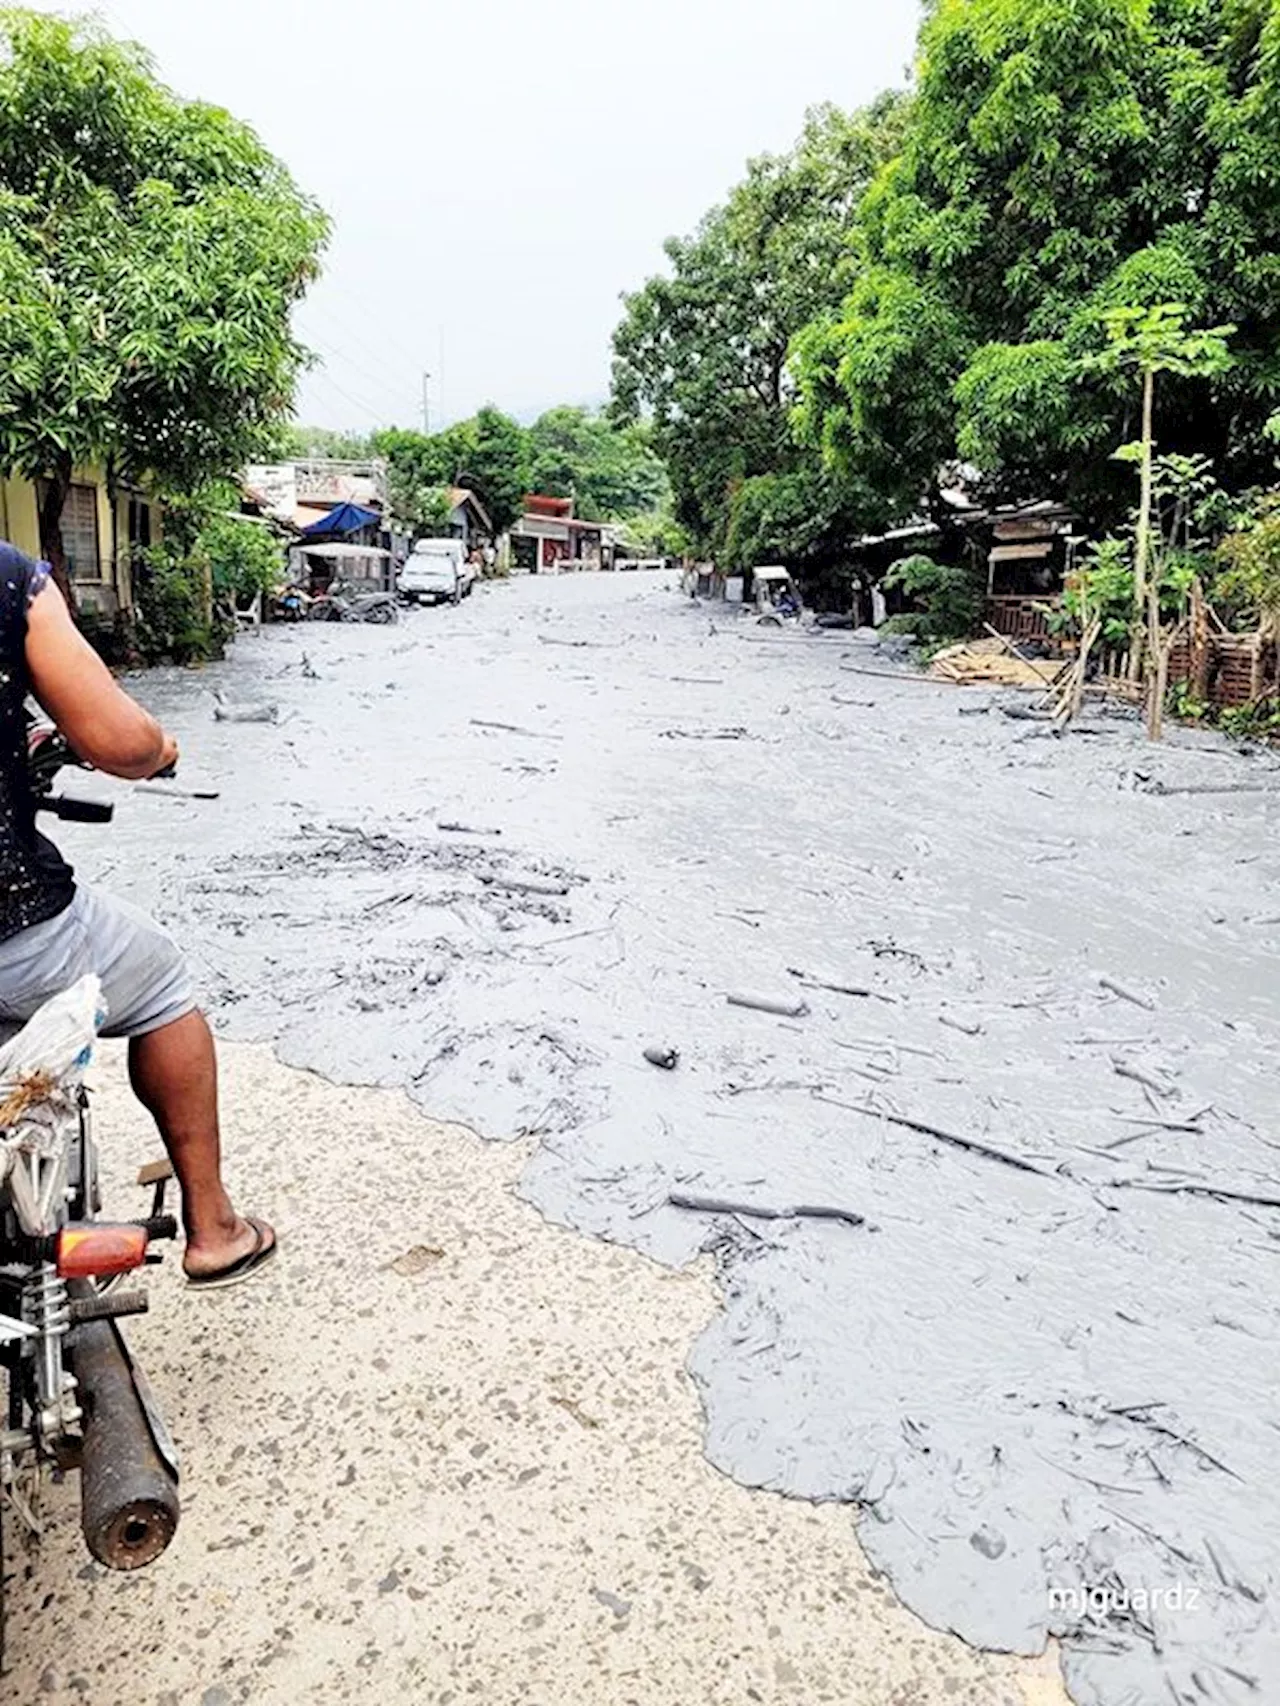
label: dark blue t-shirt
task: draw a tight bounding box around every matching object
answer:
[0,544,76,939]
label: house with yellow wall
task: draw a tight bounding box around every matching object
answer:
[0,465,162,619]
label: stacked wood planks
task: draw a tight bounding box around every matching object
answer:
[928,638,1062,689]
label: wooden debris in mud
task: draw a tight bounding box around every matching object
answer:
[668,1191,868,1230]
[726,991,810,1019]
[1049,617,1102,724]
[938,1012,984,1037]
[660,725,752,741]
[929,637,1062,689]
[1143,780,1274,798]
[136,783,222,801]
[1114,1059,1178,1100]
[1099,974,1157,1011]
[820,1095,1055,1179]
[786,967,892,1003]
[471,718,563,741]
[481,874,571,898]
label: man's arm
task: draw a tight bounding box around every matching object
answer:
[26,581,179,780]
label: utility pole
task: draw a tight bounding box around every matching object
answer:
[422,371,431,436]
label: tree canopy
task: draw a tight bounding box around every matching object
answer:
[0,9,328,590]
[792,0,1280,530]
[373,404,671,539]
[611,98,908,567]
[525,406,668,521]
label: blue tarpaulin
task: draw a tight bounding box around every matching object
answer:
[302,501,381,537]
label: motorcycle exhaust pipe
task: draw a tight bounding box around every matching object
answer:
[67,1297,180,1571]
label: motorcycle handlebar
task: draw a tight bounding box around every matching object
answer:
[39,796,115,824]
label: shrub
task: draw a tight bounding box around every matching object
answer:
[202,515,284,606]
[133,550,225,665]
[882,553,984,642]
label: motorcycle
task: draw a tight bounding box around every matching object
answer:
[305,580,399,625]
[0,726,181,1669]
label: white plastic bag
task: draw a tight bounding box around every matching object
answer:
[0,976,106,1233]
[0,974,106,1090]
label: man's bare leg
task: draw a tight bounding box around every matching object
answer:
[127,1010,274,1279]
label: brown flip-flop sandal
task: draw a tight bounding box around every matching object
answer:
[186,1218,278,1292]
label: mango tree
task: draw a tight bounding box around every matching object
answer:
[794,0,1280,532]
[0,10,328,598]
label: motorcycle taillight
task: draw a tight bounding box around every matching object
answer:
[56,1224,149,1280]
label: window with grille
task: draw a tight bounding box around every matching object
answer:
[62,485,102,583]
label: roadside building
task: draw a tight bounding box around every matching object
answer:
[244,458,389,532]
[1,467,161,621]
[508,495,614,573]
[440,486,493,550]
[244,456,395,591]
[977,500,1080,642]
[848,497,1080,637]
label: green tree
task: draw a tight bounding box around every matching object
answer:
[613,97,908,564]
[0,10,328,596]
[794,0,1280,529]
[372,422,479,491]
[131,484,282,663]
[618,508,691,559]
[526,406,669,520]
[1084,304,1234,731]
[459,406,529,535]
[720,465,872,579]
[389,469,453,542]
[374,420,505,540]
[881,552,985,644]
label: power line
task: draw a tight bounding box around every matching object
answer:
[323,279,437,379]
[301,317,429,425]
[305,301,422,404]
[302,359,390,429]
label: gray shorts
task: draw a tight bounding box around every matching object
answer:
[0,886,197,1040]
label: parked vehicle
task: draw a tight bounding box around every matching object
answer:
[753,565,803,625]
[1,726,181,1664]
[398,538,471,606]
[305,581,398,624]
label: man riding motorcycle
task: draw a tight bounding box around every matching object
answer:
[0,542,275,1290]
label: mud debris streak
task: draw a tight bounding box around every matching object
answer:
[55,574,1280,1705]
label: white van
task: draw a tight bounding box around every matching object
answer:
[398,537,472,606]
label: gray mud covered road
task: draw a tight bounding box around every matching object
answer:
[50,574,1280,1702]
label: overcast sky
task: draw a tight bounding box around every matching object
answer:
[33,0,920,433]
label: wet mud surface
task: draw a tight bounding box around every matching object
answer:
[65,574,1280,1705]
